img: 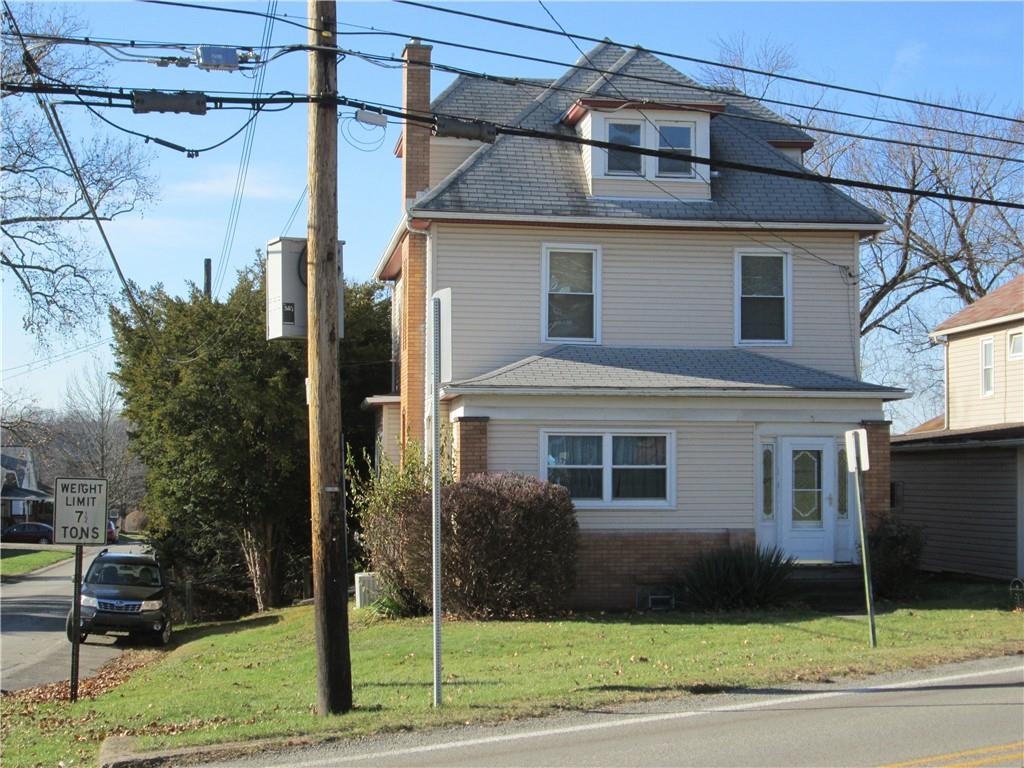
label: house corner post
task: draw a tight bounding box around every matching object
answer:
[859,420,892,529]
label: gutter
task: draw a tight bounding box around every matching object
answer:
[408,209,888,232]
[441,385,909,400]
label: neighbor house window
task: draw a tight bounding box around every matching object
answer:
[761,443,775,521]
[656,122,694,177]
[544,432,672,506]
[606,122,642,175]
[543,246,600,342]
[737,251,789,344]
[1008,332,1023,360]
[981,338,994,396]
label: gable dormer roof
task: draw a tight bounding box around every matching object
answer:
[410,42,884,229]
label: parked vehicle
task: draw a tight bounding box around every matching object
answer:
[106,519,118,544]
[1,522,54,544]
[66,549,172,646]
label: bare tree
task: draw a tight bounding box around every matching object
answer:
[55,360,146,521]
[1,4,156,339]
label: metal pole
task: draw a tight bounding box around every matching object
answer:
[853,468,877,648]
[431,296,442,708]
[69,543,83,702]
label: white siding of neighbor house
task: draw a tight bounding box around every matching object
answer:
[946,321,1024,430]
[591,178,711,199]
[486,419,755,530]
[432,224,861,382]
[429,138,484,188]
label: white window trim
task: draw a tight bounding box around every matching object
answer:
[654,119,696,179]
[603,118,645,178]
[539,428,676,509]
[1008,331,1023,361]
[541,243,602,345]
[981,337,995,397]
[734,248,793,347]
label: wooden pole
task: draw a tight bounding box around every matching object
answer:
[307,0,352,714]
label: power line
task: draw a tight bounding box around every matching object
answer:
[341,49,1023,165]
[129,0,1023,146]
[396,0,1024,125]
[7,78,1022,210]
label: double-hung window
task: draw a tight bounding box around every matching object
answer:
[543,245,600,343]
[737,250,790,344]
[656,122,694,177]
[544,432,672,507]
[981,338,994,396]
[606,121,643,175]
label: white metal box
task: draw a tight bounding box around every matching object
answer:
[266,237,344,340]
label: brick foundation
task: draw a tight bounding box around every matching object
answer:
[860,420,892,529]
[570,529,756,610]
[453,416,488,480]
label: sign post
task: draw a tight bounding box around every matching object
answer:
[843,430,877,648]
[54,477,108,702]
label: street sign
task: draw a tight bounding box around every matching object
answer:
[54,477,108,545]
[844,428,870,472]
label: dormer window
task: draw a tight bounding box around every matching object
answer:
[607,122,642,175]
[656,122,694,177]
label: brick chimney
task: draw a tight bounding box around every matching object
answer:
[399,39,431,450]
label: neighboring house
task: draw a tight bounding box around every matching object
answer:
[364,40,906,608]
[1,446,52,529]
[891,275,1024,580]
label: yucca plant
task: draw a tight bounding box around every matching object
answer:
[680,544,797,611]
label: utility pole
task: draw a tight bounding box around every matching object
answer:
[307,0,351,714]
[203,257,212,300]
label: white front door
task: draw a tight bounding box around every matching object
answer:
[779,438,836,562]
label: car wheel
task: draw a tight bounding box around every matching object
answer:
[65,614,87,644]
[38,537,50,545]
[153,620,172,647]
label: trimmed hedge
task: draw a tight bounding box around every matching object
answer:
[354,459,578,618]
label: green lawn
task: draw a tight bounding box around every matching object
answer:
[2,577,1021,768]
[0,547,73,577]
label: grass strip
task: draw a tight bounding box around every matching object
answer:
[2,576,1021,767]
[0,548,74,577]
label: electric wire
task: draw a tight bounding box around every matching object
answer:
[126,0,1024,145]
[2,338,114,379]
[396,0,1024,125]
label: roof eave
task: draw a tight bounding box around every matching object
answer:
[442,385,908,400]
[929,311,1024,339]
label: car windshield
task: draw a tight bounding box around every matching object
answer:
[86,561,162,587]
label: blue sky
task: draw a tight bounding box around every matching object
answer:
[3,0,1022,409]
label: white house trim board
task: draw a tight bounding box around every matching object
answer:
[408,209,889,232]
[444,385,905,400]
[929,312,1024,339]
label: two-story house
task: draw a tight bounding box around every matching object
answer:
[365,40,906,608]
[891,275,1024,580]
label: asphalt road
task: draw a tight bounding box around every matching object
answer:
[0,543,138,692]
[207,656,1024,768]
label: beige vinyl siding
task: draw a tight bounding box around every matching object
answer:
[488,419,755,530]
[892,447,1019,579]
[591,178,711,199]
[946,321,1024,430]
[379,403,401,464]
[429,138,483,188]
[434,224,860,382]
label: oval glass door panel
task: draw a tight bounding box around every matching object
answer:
[792,449,823,528]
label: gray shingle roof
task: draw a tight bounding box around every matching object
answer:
[416,42,883,227]
[448,346,903,396]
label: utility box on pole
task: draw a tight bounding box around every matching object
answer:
[266,236,344,341]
